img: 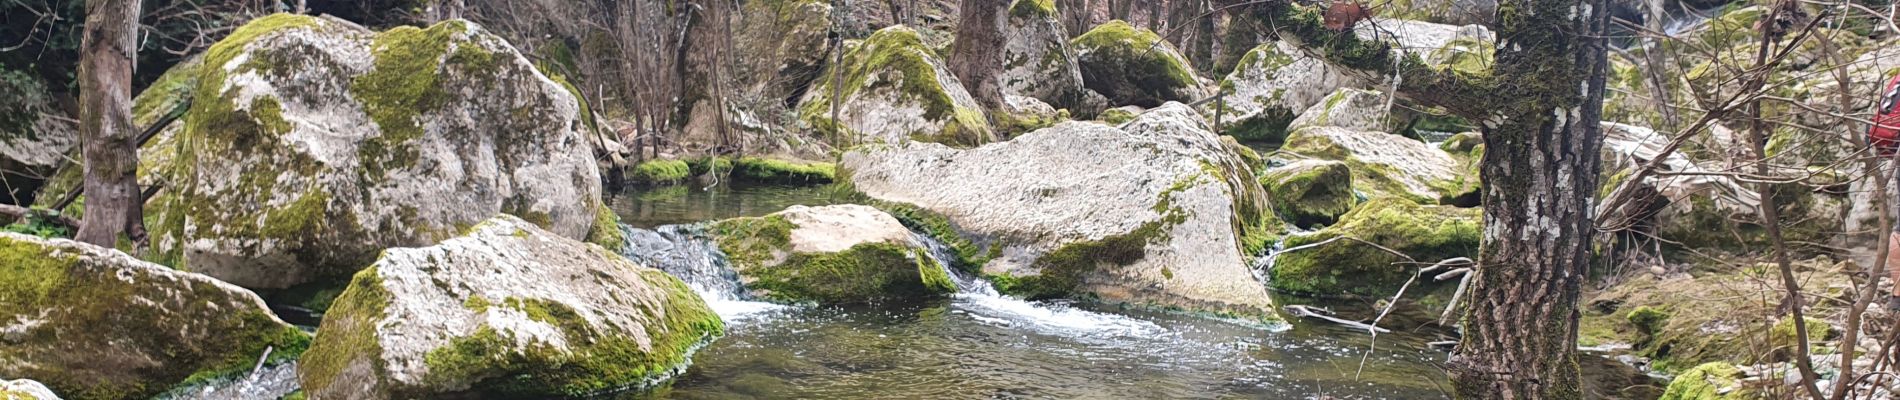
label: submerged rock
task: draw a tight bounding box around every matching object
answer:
[0,379,59,400]
[1269,198,1478,297]
[841,103,1281,317]
[1071,20,1209,108]
[0,233,308,400]
[1280,127,1468,203]
[799,25,996,147]
[1208,42,1356,143]
[147,15,608,289]
[1261,160,1356,229]
[709,204,954,304]
[999,0,1089,113]
[298,215,722,399]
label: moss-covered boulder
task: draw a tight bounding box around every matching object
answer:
[298,215,721,399]
[1658,362,1747,400]
[1269,198,1478,297]
[1071,20,1209,108]
[1286,88,1396,134]
[0,68,76,205]
[629,159,692,184]
[1579,257,1856,373]
[0,379,59,400]
[147,15,609,289]
[0,233,308,400]
[1280,127,1465,203]
[1261,160,1356,229]
[709,205,953,304]
[999,0,1090,113]
[1207,42,1356,144]
[798,25,996,147]
[841,103,1282,318]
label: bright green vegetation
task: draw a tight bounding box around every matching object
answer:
[299,267,392,398]
[799,26,993,146]
[1626,306,1670,337]
[0,234,308,400]
[352,20,473,178]
[710,215,953,304]
[1071,20,1202,107]
[735,157,836,184]
[1261,161,1355,229]
[1658,362,1747,400]
[1280,127,1441,204]
[1099,108,1137,125]
[876,201,996,271]
[585,201,626,250]
[1269,198,1478,297]
[630,159,692,184]
[1009,0,1056,18]
[418,273,724,397]
[1768,316,1831,355]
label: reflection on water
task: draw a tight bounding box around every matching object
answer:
[608,182,850,229]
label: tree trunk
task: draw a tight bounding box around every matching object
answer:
[75,0,143,248]
[1448,0,1611,397]
[948,0,1010,111]
[427,0,466,22]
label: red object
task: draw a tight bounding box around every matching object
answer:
[1871,74,1900,156]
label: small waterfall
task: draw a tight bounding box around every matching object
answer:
[908,232,995,296]
[619,224,786,321]
[907,232,1164,337]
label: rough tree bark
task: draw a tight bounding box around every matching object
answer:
[1450,0,1611,396]
[1232,0,1611,397]
[427,0,466,23]
[948,0,1010,111]
[75,0,144,247]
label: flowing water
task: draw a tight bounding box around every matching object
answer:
[601,183,1660,399]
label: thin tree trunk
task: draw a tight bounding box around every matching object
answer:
[1447,0,1611,397]
[948,0,1010,111]
[75,0,144,247]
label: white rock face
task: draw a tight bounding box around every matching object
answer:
[841,103,1278,316]
[1287,88,1393,134]
[778,204,915,254]
[1209,41,1359,140]
[0,70,77,203]
[0,379,59,400]
[1354,18,1494,57]
[299,215,721,399]
[999,1,1087,111]
[0,233,303,400]
[1280,126,1460,202]
[152,15,603,289]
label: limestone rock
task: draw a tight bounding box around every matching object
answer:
[798,25,996,147]
[1262,160,1356,229]
[1071,20,1209,108]
[1000,0,1088,112]
[0,233,307,400]
[298,215,722,399]
[147,15,607,289]
[1208,41,1358,143]
[1269,198,1478,297]
[0,69,76,205]
[709,204,954,304]
[841,103,1281,317]
[1286,88,1394,134]
[0,379,58,400]
[1280,126,1464,203]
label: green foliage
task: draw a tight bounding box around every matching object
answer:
[1626,306,1670,336]
[2,211,70,239]
[300,267,393,397]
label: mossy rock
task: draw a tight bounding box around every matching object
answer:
[0,233,308,400]
[734,157,836,184]
[1071,20,1208,108]
[999,0,1089,112]
[1581,258,1857,373]
[150,15,604,289]
[1270,198,1478,297]
[298,215,722,399]
[798,25,996,147]
[1658,362,1748,400]
[1261,160,1356,229]
[1281,126,1463,203]
[709,205,954,304]
[1207,42,1343,146]
[629,159,691,184]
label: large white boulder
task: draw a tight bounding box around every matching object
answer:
[841,103,1280,317]
[147,14,611,289]
[297,215,722,399]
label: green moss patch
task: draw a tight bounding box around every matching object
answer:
[1269,198,1477,297]
[734,157,835,184]
[1071,20,1203,107]
[629,159,692,184]
[1261,161,1355,229]
[798,26,993,146]
[1658,362,1747,400]
[710,215,952,304]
